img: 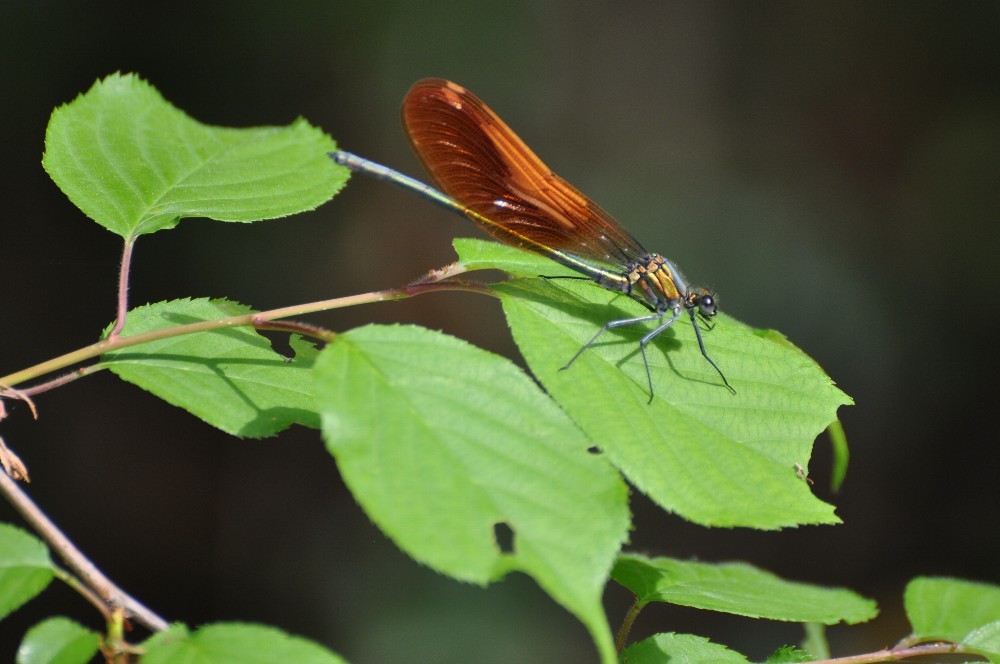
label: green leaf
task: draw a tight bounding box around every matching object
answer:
[963,620,1000,662]
[453,237,577,278]
[0,524,54,621]
[43,73,344,238]
[905,577,1000,643]
[612,554,877,624]
[141,623,347,663]
[16,618,100,664]
[314,324,629,663]
[493,276,850,529]
[764,645,815,663]
[102,298,318,437]
[620,633,748,664]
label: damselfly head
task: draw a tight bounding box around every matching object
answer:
[688,289,718,319]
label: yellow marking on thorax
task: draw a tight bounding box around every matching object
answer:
[629,257,682,306]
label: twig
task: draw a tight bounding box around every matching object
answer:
[409,261,469,285]
[2,366,101,400]
[1,279,493,390]
[808,641,965,663]
[0,384,38,419]
[0,469,169,632]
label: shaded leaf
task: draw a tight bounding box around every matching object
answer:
[905,577,1000,644]
[612,554,877,624]
[103,298,318,437]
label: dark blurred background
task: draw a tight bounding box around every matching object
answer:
[1,2,998,662]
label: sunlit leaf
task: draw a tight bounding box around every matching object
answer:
[141,623,347,663]
[0,524,53,622]
[621,633,749,664]
[495,276,850,529]
[16,618,100,664]
[43,73,344,238]
[314,324,628,662]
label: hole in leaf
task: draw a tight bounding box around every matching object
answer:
[493,521,515,554]
[587,445,602,455]
[257,330,294,358]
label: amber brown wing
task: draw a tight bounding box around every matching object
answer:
[402,78,650,271]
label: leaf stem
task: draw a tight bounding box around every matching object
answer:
[4,366,103,399]
[107,238,137,340]
[0,468,169,632]
[252,318,337,342]
[53,566,114,621]
[615,599,644,653]
[803,622,830,659]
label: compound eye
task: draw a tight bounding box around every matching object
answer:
[699,295,718,317]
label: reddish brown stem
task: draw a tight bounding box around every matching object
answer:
[107,238,137,340]
[808,641,967,663]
